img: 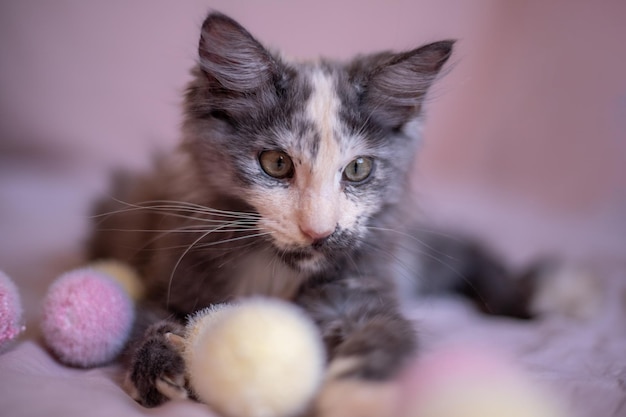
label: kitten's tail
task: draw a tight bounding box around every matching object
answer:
[410,230,545,319]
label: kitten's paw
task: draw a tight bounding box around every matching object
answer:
[125,321,190,407]
[312,358,400,417]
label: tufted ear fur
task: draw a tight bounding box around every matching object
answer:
[196,12,288,119]
[349,40,454,129]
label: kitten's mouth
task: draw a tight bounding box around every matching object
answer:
[283,248,315,261]
[276,246,327,272]
[282,247,318,262]
[270,227,358,272]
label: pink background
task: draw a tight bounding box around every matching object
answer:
[1,0,625,271]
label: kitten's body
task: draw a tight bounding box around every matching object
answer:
[90,12,529,412]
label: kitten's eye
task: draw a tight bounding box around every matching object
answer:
[343,157,373,183]
[259,150,294,179]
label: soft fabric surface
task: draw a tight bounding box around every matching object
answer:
[0,161,625,417]
[1,278,625,417]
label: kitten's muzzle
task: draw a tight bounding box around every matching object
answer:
[311,235,331,250]
[299,224,337,247]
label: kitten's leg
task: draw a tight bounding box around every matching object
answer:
[297,277,416,378]
[122,313,190,407]
[296,277,415,416]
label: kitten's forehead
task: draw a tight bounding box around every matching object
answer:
[297,66,363,169]
[306,68,341,168]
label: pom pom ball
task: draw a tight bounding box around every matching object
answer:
[184,298,325,417]
[41,266,135,367]
[90,259,145,302]
[0,270,25,349]
[400,347,566,417]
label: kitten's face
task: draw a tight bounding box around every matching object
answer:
[244,67,396,271]
[183,13,452,272]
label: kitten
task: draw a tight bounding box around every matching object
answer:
[90,11,467,410]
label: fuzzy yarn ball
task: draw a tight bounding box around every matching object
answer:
[41,267,135,367]
[90,259,144,302]
[400,347,565,417]
[0,270,24,349]
[184,298,325,417]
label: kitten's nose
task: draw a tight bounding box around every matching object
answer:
[299,224,334,245]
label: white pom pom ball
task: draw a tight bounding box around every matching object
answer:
[184,298,325,417]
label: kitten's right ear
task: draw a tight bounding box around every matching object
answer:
[198,12,281,93]
[350,40,454,129]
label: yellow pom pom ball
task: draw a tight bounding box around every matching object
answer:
[184,298,325,417]
[90,259,144,302]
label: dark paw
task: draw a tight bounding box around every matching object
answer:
[125,321,189,407]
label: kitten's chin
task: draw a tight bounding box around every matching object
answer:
[276,247,329,273]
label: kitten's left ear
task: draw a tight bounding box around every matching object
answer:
[350,40,454,129]
[194,13,289,121]
[198,12,282,92]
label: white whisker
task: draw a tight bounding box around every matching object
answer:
[114,198,262,219]
[166,228,215,308]
[360,231,488,307]
[94,198,262,224]
[193,231,274,249]
[366,226,458,261]
[96,226,264,234]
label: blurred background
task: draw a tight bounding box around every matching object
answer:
[0,0,625,308]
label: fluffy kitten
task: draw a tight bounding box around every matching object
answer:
[91,11,457,409]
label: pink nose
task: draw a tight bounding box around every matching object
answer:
[299,224,335,243]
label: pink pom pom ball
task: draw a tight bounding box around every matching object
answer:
[0,270,24,349]
[41,267,135,367]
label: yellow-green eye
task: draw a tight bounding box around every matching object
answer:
[343,157,373,183]
[259,150,294,179]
